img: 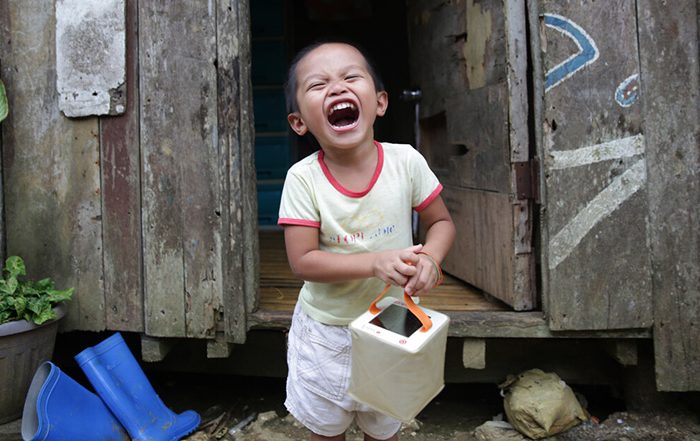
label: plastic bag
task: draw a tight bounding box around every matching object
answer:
[499,369,587,439]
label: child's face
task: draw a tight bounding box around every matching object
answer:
[287,43,388,151]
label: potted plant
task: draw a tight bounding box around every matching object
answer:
[0,254,74,424]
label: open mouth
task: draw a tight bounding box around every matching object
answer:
[327,101,359,129]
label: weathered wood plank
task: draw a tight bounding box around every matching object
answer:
[248,308,651,339]
[140,2,185,337]
[406,0,506,115]
[100,0,143,332]
[539,0,652,330]
[444,83,510,193]
[56,0,126,117]
[637,0,700,391]
[2,0,105,331]
[238,0,260,324]
[0,1,9,266]
[140,2,222,338]
[504,0,529,165]
[441,185,534,310]
[216,0,255,344]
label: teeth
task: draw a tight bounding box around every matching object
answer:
[328,102,356,114]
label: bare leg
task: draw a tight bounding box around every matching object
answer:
[311,432,346,441]
[364,432,399,441]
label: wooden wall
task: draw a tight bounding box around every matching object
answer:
[0,0,257,343]
[637,0,699,392]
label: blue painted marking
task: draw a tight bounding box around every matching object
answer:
[615,73,640,107]
[544,14,600,92]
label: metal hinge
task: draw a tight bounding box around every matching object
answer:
[514,158,539,201]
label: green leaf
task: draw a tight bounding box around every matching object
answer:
[46,287,73,303]
[11,295,27,315]
[4,277,18,295]
[0,279,15,295]
[4,256,26,279]
[34,278,54,291]
[32,307,55,325]
[0,79,8,123]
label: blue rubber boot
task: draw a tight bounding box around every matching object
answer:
[75,333,200,441]
[21,361,129,441]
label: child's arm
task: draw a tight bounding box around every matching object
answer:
[404,195,456,297]
[284,226,423,287]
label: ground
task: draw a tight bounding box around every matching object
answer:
[147,372,699,441]
[1,367,698,441]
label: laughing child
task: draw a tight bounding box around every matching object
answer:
[278,41,456,441]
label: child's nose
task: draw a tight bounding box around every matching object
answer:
[328,81,348,96]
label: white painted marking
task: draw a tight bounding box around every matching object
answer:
[548,159,646,270]
[549,134,645,170]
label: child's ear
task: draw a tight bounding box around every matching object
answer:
[376,91,389,117]
[287,112,308,136]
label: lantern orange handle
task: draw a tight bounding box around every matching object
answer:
[368,284,432,332]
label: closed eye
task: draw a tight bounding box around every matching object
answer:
[307,82,325,91]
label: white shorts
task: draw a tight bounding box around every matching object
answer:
[285,303,402,439]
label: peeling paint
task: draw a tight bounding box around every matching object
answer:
[464,0,492,89]
[56,0,126,117]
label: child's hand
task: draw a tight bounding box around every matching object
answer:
[372,244,423,287]
[404,253,440,297]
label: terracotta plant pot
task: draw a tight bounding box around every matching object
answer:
[0,305,65,424]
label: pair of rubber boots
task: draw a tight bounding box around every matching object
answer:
[21,332,200,441]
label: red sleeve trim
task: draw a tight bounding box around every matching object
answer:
[278,218,321,228]
[414,184,443,212]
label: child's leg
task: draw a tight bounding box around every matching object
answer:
[355,410,401,441]
[285,303,355,438]
[311,432,346,441]
[364,432,398,441]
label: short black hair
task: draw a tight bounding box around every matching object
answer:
[284,39,385,114]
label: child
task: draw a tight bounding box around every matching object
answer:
[279,41,456,441]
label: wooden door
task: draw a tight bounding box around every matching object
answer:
[535,0,652,331]
[406,0,536,310]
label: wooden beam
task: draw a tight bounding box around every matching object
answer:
[141,335,175,362]
[207,334,233,359]
[605,340,638,366]
[462,338,486,369]
[249,309,651,339]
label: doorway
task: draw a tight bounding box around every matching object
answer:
[250,0,524,319]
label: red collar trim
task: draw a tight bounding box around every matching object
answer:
[318,141,384,198]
